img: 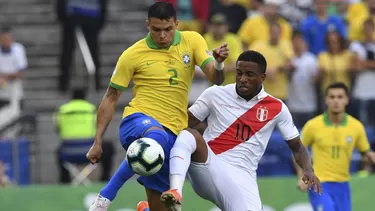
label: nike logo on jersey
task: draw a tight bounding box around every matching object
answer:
[146,61,157,66]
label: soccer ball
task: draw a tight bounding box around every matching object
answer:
[126,137,165,176]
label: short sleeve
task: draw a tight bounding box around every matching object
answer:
[276,103,300,141]
[188,86,215,121]
[15,44,27,70]
[356,123,370,153]
[189,32,214,70]
[349,41,366,60]
[301,120,314,147]
[109,49,136,91]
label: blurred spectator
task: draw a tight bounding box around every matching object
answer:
[327,0,349,17]
[300,0,347,55]
[54,88,114,183]
[56,0,108,92]
[239,0,292,48]
[160,0,210,33]
[250,22,293,101]
[279,0,313,29]
[204,14,243,85]
[349,18,375,126]
[317,32,355,99]
[234,0,251,9]
[209,0,248,33]
[288,31,318,128]
[0,26,27,110]
[0,161,10,188]
[347,0,375,41]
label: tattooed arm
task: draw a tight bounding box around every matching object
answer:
[94,86,122,145]
[287,137,313,176]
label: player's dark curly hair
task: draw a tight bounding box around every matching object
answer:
[148,2,176,21]
[237,50,267,73]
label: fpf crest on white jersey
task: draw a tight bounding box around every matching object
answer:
[189,84,299,174]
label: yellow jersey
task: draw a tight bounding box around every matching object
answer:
[249,40,293,100]
[301,113,370,182]
[110,30,214,135]
[238,15,292,45]
[318,51,353,93]
[347,2,374,41]
[204,32,242,85]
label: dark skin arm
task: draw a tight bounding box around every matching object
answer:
[188,110,207,134]
[86,86,122,163]
[287,137,322,194]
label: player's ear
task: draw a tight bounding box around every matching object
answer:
[175,19,179,28]
[146,19,150,29]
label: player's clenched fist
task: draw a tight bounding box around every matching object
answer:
[213,43,229,63]
[300,170,322,195]
[86,143,103,164]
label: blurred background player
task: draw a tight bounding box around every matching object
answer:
[297,82,375,211]
[162,50,321,211]
[86,2,229,211]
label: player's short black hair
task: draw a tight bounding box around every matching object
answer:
[72,88,86,100]
[292,30,303,39]
[148,2,176,21]
[237,50,267,73]
[325,82,349,96]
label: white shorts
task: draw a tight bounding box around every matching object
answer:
[187,147,263,211]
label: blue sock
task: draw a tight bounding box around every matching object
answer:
[100,160,134,201]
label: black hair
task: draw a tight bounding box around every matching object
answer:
[72,88,86,100]
[325,31,347,53]
[237,50,267,73]
[292,30,303,39]
[325,82,349,96]
[148,2,176,21]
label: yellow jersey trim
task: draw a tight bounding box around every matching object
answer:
[145,30,181,50]
[200,57,214,70]
[109,82,126,91]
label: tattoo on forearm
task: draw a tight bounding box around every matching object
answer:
[105,87,120,101]
[293,144,312,170]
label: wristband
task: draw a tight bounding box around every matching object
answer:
[214,60,224,71]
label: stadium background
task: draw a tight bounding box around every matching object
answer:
[0,0,374,210]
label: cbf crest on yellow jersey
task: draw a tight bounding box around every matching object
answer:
[301,113,370,182]
[110,30,214,135]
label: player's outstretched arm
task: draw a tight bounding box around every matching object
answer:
[203,43,229,85]
[287,137,322,195]
[86,86,122,164]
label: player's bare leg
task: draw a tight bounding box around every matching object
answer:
[145,188,169,211]
[161,128,206,210]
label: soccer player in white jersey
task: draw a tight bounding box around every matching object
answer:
[161,50,322,211]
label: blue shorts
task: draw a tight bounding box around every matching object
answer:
[308,182,351,211]
[119,112,177,193]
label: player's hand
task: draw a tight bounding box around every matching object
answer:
[213,43,229,63]
[86,143,102,164]
[297,179,308,192]
[301,170,322,195]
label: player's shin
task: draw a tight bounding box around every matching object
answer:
[99,159,135,201]
[169,130,197,196]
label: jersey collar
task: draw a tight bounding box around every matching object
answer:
[145,30,181,50]
[235,85,267,101]
[323,112,348,126]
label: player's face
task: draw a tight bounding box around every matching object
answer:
[236,61,265,98]
[146,17,178,48]
[0,33,13,49]
[325,88,348,114]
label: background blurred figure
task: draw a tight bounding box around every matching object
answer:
[250,22,293,102]
[209,0,248,33]
[239,0,292,48]
[204,14,243,85]
[288,31,318,128]
[279,0,313,29]
[349,18,375,127]
[347,0,375,41]
[300,0,347,55]
[0,161,10,188]
[56,0,108,93]
[160,0,210,33]
[0,26,27,110]
[54,88,114,183]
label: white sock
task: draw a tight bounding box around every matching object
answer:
[169,130,197,196]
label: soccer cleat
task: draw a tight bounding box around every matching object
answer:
[88,195,111,211]
[137,201,149,211]
[161,189,182,211]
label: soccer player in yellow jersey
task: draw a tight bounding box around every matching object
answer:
[86,2,229,211]
[297,82,375,211]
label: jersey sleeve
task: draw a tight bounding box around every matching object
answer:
[190,32,214,70]
[356,123,370,153]
[301,120,314,147]
[276,103,300,141]
[188,86,215,121]
[109,49,136,91]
